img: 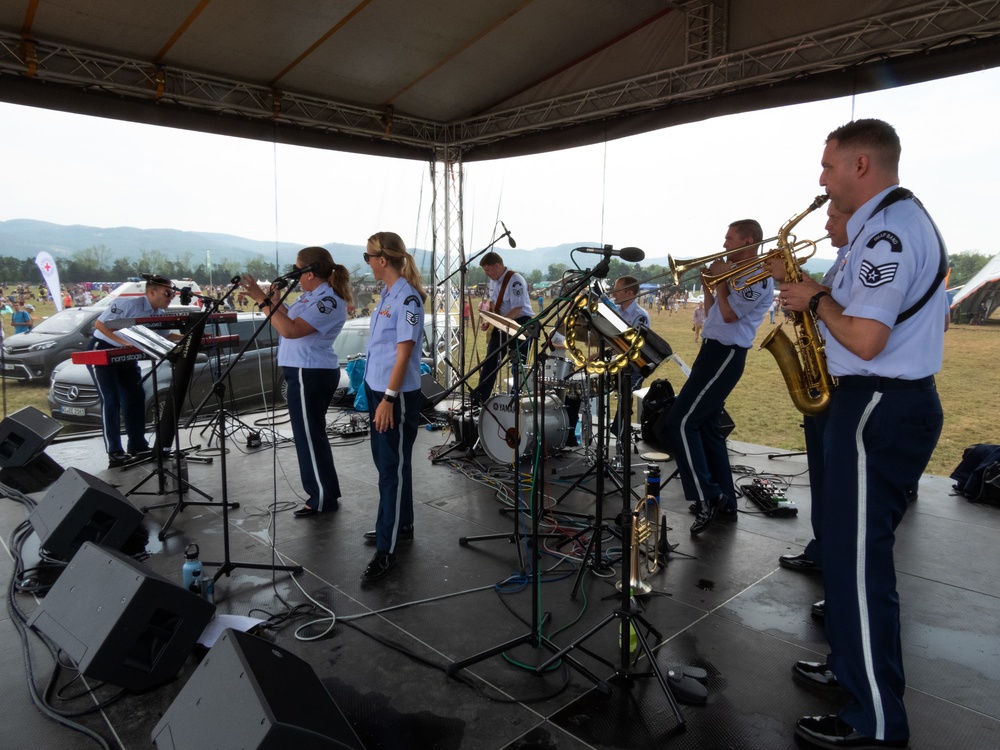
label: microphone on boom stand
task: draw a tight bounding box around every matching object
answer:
[500,221,517,248]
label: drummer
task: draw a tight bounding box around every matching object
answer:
[608,275,650,438]
[470,252,536,406]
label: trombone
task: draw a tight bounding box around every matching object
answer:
[668,235,829,291]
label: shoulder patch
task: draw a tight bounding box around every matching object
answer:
[405,310,419,325]
[866,230,903,253]
[404,295,420,307]
[511,280,523,297]
[858,260,899,288]
[315,296,337,313]
[740,287,762,302]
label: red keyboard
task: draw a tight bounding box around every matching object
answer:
[72,335,239,366]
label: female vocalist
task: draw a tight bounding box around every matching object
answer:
[361,231,426,582]
[240,246,351,518]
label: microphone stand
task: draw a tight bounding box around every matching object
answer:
[429,227,515,461]
[187,277,303,581]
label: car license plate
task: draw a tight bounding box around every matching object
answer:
[3,364,13,371]
[60,406,86,416]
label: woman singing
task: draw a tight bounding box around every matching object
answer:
[361,231,426,582]
[240,247,350,518]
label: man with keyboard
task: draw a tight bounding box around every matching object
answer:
[89,275,176,468]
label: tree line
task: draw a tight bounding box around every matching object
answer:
[1,244,992,290]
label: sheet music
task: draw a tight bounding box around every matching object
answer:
[116,324,175,360]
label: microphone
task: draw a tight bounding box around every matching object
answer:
[179,287,193,305]
[272,262,317,287]
[574,245,645,262]
[500,221,517,248]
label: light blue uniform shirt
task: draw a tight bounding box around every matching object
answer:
[365,279,424,391]
[618,300,650,329]
[701,277,772,348]
[277,281,346,369]
[825,186,947,378]
[94,296,166,346]
[489,270,535,319]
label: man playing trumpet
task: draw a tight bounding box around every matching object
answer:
[666,220,774,535]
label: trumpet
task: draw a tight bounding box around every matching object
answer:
[617,494,659,597]
[668,234,828,291]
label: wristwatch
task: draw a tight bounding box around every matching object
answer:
[258,298,271,309]
[809,291,829,315]
[383,389,398,404]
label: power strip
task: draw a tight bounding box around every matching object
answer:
[743,477,797,517]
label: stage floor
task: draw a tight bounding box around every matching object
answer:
[2,403,998,750]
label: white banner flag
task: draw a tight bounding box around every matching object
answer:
[35,251,63,312]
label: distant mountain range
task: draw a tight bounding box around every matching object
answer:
[0,218,833,280]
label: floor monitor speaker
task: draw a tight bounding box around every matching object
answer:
[28,467,143,561]
[0,452,64,493]
[27,542,215,693]
[152,628,365,749]
[0,405,61,468]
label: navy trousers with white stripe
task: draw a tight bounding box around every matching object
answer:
[284,366,341,512]
[821,380,941,741]
[665,338,746,512]
[366,386,424,554]
[89,355,149,456]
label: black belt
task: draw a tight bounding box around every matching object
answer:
[701,338,746,350]
[832,375,935,391]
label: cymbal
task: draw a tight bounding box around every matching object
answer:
[480,309,528,339]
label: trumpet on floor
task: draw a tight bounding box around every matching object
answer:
[617,494,659,597]
[668,234,829,291]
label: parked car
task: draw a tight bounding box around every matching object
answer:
[3,280,205,383]
[48,311,285,427]
[2,306,102,382]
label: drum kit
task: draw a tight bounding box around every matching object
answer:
[473,303,671,465]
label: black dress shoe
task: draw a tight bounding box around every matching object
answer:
[107,451,129,469]
[792,661,841,690]
[779,552,821,572]
[796,715,909,748]
[811,599,825,619]
[293,506,318,518]
[690,497,720,536]
[363,527,414,543]
[361,552,396,582]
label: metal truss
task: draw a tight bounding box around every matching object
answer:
[1,0,998,154]
[430,148,464,387]
[452,0,1000,147]
[0,31,445,150]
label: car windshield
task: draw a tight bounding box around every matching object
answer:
[30,308,95,335]
[334,326,369,361]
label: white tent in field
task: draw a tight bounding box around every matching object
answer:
[950,252,1000,323]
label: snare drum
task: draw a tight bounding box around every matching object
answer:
[479,394,568,464]
[543,355,575,382]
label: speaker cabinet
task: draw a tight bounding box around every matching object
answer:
[0,452,64,493]
[28,467,143,561]
[0,405,61,468]
[27,542,215,693]
[152,628,365,750]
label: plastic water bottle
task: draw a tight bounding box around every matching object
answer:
[619,588,639,653]
[183,543,203,594]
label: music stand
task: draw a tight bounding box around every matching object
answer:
[117,324,219,539]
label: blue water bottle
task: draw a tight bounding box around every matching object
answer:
[182,543,203,594]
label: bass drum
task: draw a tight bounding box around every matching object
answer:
[479,395,568,464]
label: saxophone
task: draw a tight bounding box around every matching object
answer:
[759,195,834,416]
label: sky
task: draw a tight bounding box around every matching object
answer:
[2,66,999,267]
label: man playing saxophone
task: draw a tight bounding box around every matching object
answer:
[665,219,773,536]
[779,119,946,750]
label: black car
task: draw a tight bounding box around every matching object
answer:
[48,312,286,427]
[2,306,102,382]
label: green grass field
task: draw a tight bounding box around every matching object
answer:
[2,293,993,478]
[455,297,996,478]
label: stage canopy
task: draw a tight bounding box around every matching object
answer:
[2,1,1000,162]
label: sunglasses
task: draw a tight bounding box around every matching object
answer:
[363,252,384,263]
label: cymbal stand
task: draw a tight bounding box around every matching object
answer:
[536,362,685,729]
[185,279,303,581]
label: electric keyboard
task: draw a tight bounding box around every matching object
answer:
[71,335,239,366]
